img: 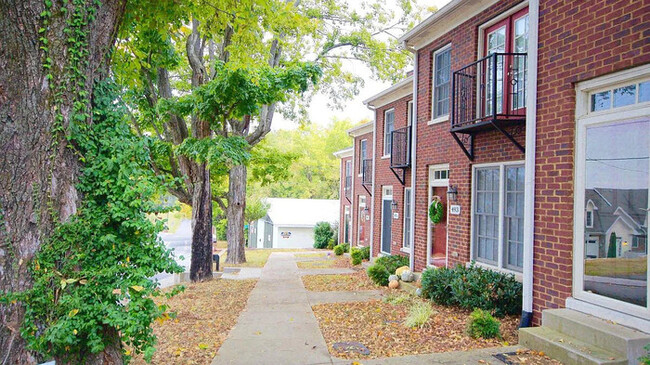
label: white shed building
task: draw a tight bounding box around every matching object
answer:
[248,198,339,249]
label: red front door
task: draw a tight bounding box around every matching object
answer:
[430,186,448,267]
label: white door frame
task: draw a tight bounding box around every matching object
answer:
[571,65,650,331]
[380,186,393,255]
[427,164,449,267]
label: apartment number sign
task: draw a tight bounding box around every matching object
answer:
[449,205,461,215]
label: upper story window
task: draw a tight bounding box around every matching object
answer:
[384,109,395,156]
[432,46,451,120]
[359,139,367,172]
[345,160,351,178]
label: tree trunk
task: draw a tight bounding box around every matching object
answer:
[0,0,125,363]
[190,162,213,281]
[56,326,122,365]
[226,165,247,264]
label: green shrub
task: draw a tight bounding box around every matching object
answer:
[375,255,409,275]
[360,246,370,260]
[341,243,350,253]
[333,244,345,255]
[466,309,501,339]
[404,301,435,328]
[350,248,362,265]
[326,237,336,249]
[420,263,522,317]
[314,221,333,249]
[367,264,390,286]
[383,293,414,306]
[640,344,650,365]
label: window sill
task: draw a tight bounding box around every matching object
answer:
[427,115,449,125]
[467,261,523,282]
[381,155,391,160]
[400,247,411,254]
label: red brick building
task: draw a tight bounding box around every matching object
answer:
[334,147,352,245]
[347,123,374,248]
[337,0,649,359]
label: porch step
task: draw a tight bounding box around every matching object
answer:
[541,309,650,360]
[519,326,627,365]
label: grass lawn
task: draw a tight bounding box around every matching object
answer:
[302,271,378,292]
[296,255,351,269]
[220,249,272,268]
[312,296,519,359]
[295,252,328,258]
[585,256,647,277]
[130,279,257,364]
[214,240,228,249]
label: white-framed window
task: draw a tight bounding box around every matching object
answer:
[403,187,412,249]
[471,162,525,271]
[407,101,414,126]
[573,64,649,318]
[359,139,367,175]
[585,200,596,228]
[384,109,395,156]
[432,45,451,120]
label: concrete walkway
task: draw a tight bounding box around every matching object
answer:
[212,252,333,365]
[212,251,514,365]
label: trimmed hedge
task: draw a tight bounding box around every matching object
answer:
[420,263,522,317]
[367,264,390,286]
[314,222,333,249]
[375,255,409,275]
[350,246,370,265]
[333,244,345,255]
[467,309,501,339]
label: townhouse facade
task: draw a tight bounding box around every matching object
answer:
[337,0,648,360]
[334,147,352,245]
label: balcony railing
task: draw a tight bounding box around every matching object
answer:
[362,159,372,186]
[450,53,527,160]
[451,52,527,131]
[390,126,411,168]
[344,175,352,202]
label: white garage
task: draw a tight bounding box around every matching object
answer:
[248,198,338,249]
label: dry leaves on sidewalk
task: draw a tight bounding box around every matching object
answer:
[302,271,378,292]
[130,279,257,365]
[501,349,564,365]
[312,299,519,359]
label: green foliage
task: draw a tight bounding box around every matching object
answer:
[333,244,345,256]
[608,232,617,258]
[420,264,522,317]
[367,264,390,286]
[351,246,370,265]
[375,255,409,275]
[341,243,350,253]
[639,344,650,365]
[466,309,501,339]
[428,199,444,224]
[404,301,435,329]
[313,221,334,249]
[5,81,183,362]
[383,293,413,306]
[215,218,228,241]
[360,246,370,260]
[326,238,336,250]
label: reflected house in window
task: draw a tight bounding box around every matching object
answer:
[585,188,648,258]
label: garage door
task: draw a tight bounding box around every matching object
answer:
[275,226,314,248]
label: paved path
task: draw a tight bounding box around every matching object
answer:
[212,252,514,365]
[212,252,333,365]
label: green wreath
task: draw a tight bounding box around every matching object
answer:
[429,198,444,224]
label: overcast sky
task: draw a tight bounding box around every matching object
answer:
[273,0,452,130]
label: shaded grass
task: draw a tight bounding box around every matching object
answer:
[301,271,378,292]
[296,256,351,269]
[585,257,647,277]
[295,252,328,258]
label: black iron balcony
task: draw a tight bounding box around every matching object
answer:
[389,126,411,185]
[450,53,527,160]
[362,159,372,186]
[344,175,352,202]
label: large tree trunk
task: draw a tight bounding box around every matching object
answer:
[0,0,125,363]
[190,162,213,281]
[226,165,247,264]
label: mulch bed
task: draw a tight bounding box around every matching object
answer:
[301,270,378,292]
[130,279,257,365]
[498,349,564,364]
[312,298,519,359]
[296,255,353,269]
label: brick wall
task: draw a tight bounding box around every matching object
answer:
[532,0,650,325]
[413,0,525,272]
[372,95,413,258]
[351,132,373,247]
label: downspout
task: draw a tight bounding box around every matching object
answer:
[409,53,419,271]
[521,0,539,328]
[369,105,377,259]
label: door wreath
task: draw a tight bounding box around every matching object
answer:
[429,196,444,224]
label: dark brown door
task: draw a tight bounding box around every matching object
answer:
[430,186,448,266]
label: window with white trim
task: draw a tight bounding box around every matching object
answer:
[403,187,412,249]
[384,109,395,155]
[359,139,367,173]
[472,163,525,271]
[432,45,451,119]
[407,101,414,126]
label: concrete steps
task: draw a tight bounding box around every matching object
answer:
[519,309,650,365]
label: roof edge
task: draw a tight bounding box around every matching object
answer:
[362,75,413,108]
[333,147,353,158]
[347,122,374,137]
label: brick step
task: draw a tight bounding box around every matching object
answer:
[541,309,650,359]
[519,326,627,365]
